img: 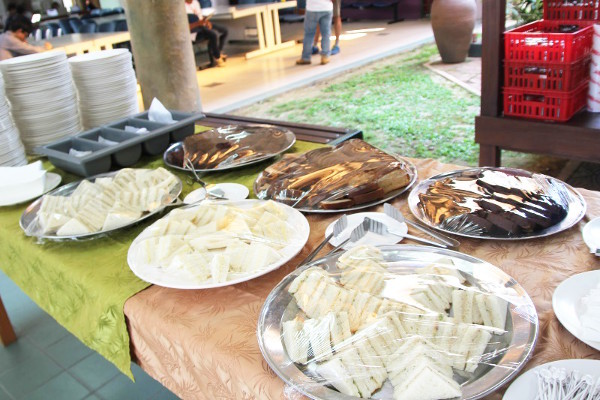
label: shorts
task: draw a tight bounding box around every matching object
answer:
[333,0,341,17]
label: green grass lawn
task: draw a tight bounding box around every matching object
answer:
[233,45,481,166]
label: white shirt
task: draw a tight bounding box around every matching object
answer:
[306,0,333,12]
[0,31,44,61]
[185,0,202,19]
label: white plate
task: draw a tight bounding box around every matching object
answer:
[0,172,61,206]
[582,217,600,254]
[183,183,250,204]
[552,270,600,351]
[324,212,408,249]
[127,199,310,289]
[503,359,600,400]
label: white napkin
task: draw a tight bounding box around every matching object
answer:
[580,285,600,341]
[124,125,149,134]
[148,98,175,124]
[98,136,119,146]
[0,161,47,205]
[69,148,92,157]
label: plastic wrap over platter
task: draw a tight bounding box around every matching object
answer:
[254,139,417,213]
[20,168,182,240]
[407,167,586,240]
[257,245,538,400]
[127,199,310,289]
[163,124,296,172]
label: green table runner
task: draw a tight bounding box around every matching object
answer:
[0,130,323,379]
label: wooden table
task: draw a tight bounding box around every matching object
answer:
[210,2,297,59]
[28,32,130,56]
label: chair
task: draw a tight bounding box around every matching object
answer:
[113,7,125,14]
[98,21,116,32]
[80,20,97,33]
[188,14,214,69]
[57,18,74,34]
[90,8,102,17]
[68,17,83,33]
[114,19,128,32]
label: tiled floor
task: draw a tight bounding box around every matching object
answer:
[1,18,437,400]
[0,270,178,400]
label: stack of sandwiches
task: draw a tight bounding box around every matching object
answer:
[282,245,509,400]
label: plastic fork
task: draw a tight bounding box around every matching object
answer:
[183,157,228,200]
[299,215,348,266]
[383,203,460,249]
[362,217,449,249]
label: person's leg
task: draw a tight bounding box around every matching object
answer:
[319,11,332,62]
[299,11,317,63]
[331,0,341,54]
[312,24,320,54]
[212,23,228,52]
[199,26,221,60]
[334,16,341,45]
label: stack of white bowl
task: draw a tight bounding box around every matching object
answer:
[0,72,27,166]
[69,49,139,130]
[0,50,81,153]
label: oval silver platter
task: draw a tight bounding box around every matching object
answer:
[19,170,182,240]
[254,155,418,214]
[257,245,538,400]
[163,124,296,173]
[407,167,586,240]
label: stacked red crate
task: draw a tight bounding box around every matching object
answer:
[503,1,599,122]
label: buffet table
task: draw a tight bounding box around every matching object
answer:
[1,127,599,398]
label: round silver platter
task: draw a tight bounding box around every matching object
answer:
[254,155,418,214]
[163,124,296,173]
[19,170,183,240]
[407,167,586,240]
[257,245,538,400]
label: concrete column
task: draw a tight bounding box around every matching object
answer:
[123,0,201,112]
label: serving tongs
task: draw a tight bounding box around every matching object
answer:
[383,203,460,249]
[299,215,349,265]
[361,217,450,249]
[183,157,228,200]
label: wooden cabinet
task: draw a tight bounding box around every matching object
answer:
[474,0,600,167]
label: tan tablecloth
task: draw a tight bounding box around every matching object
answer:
[124,158,600,400]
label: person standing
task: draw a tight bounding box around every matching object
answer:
[311,0,341,56]
[185,0,228,67]
[296,0,332,65]
[0,16,52,61]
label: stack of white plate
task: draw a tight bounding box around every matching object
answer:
[0,72,27,166]
[0,50,81,153]
[69,49,139,130]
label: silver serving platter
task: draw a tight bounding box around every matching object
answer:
[257,245,538,400]
[407,167,586,240]
[254,155,418,214]
[163,124,296,173]
[19,170,182,240]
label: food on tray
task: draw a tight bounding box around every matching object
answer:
[35,168,179,235]
[182,125,294,170]
[418,169,569,236]
[132,201,297,284]
[254,139,412,210]
[283,245,510,399]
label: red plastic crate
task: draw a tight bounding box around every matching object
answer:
[544,0,600,21]
[503,81,588,121]
[505,20,593,63]
[504,57,591,91]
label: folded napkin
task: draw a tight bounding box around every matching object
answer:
[0,161,47,206]
[124,125,149,134]
[580,285,600,342]
[148,98,175,124]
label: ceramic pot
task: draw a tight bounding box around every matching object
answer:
[431,0,477,63]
